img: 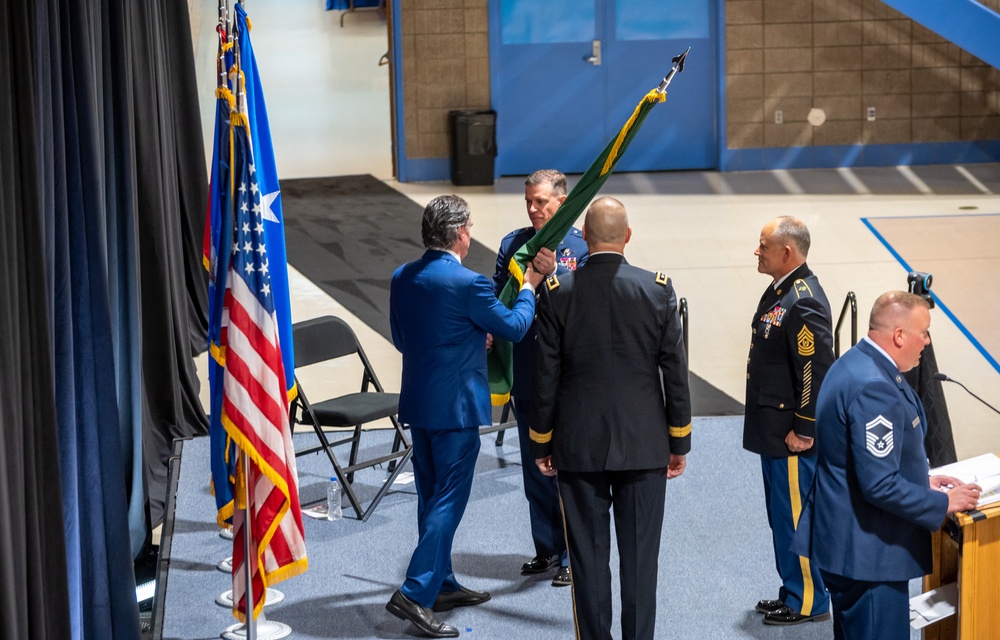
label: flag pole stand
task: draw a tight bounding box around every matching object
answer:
[221,453,257,640]
[217,556,233,573]
[215,588,285,608]
[221,611,291,640]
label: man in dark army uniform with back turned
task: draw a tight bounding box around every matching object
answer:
[530,196,691,640]
[744,215,833,626]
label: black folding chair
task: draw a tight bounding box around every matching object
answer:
[288,316,411,522]
[479,399,517,446]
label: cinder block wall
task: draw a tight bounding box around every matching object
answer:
[393,0,1000,165]
[398,0,489,160]
[725,0,1000,150]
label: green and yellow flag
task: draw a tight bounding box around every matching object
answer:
[489,52,689,404]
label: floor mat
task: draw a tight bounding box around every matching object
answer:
[280,174,743,415]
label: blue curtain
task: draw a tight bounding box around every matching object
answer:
[1,0,210,638]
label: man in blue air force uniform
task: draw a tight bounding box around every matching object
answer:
[793,291,980,640]
[531,197,691,640]
[743,216,833,625]
[386,195,544,639]
[491,169,588,586]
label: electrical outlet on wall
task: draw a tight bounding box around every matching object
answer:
[774,110,783,124]
[867,107,876,121]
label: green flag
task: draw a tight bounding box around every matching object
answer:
[488,64,687,404]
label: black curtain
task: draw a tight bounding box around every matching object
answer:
[0,3,72,638]
[130,0,210,528]
[0,0,208,637]
[906,337,959,467]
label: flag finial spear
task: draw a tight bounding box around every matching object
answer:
[656,47,690,94]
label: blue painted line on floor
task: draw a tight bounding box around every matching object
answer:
[860,217,1000,375]
[863,212,1000,221]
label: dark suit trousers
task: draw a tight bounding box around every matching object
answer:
[514,396,567,565]
[822,571,909,640]
[401,427,481,607]
[558,468,667,640]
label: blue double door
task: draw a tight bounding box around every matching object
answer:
[491,0,718,175]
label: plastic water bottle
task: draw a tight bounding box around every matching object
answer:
[326,477,343,521]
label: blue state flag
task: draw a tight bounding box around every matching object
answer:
[205,70,237,525]
[235,3,296,399]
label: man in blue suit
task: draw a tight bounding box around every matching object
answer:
[386,195,544,638]
[492,169,588,586]
[794,291,981,640]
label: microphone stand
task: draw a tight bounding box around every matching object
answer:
[935,373,1000,417]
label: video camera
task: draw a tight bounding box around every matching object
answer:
[907,271,935,309]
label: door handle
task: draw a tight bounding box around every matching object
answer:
[584,39,601,65]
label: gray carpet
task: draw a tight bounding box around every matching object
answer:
[160,416,924,639]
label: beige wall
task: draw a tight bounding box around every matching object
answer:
[398,0,489,159]
[726,0,1000,150]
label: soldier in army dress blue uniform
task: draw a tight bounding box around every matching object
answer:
[531,197,691,640]
[743,216,833,626]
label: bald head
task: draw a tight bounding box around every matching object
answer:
[867,291,932,372]
[583,197,631,252]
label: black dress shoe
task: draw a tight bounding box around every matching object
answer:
[754,599,785,614]
[521,554,559,574]
[551,566,572,587]
[386,589,459,638]
[762,605,831,626]
[433,586,491,612]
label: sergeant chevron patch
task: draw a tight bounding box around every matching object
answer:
[797,325,815,356]
[865,415,893,458]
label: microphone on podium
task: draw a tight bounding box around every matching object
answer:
[934,373,1000,417]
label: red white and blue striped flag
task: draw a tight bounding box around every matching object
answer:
[222,101,308,621]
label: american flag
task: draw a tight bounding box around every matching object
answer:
[221,108,308,621]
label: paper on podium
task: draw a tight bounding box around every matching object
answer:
[910,582,957,629]
[930,453,1000,508]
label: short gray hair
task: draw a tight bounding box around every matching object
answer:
[422,195,470,250]
[773,216,811,257]
[525,169,567,197]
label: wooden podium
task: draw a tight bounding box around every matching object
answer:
[923,502,1000,639]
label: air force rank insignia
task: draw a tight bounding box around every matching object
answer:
[546,274,560,291]
[655,272,668,286]
[866,415,894,458]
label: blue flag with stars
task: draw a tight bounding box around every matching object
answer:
[235,3,295,399]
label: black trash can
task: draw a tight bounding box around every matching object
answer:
[449,110,496,186]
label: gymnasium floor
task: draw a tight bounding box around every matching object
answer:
[190,0,1000,461]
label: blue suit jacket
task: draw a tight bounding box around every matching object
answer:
[794,339,949,582]
[390,250,536,430]
[492,227,588,400]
